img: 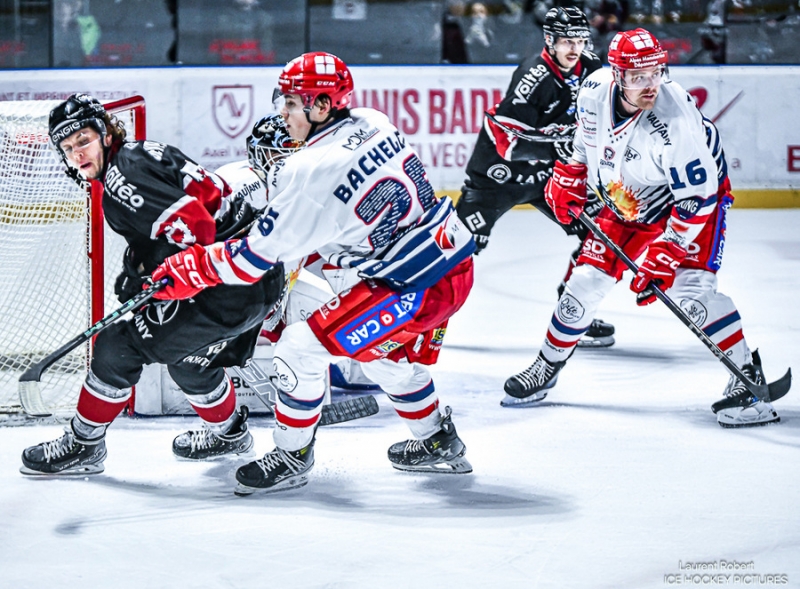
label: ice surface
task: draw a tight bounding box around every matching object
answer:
[1,209,798,589]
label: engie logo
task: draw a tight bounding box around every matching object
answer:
[213,85,253,139]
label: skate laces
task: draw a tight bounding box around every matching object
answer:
[187,427,218,452]
[255,448,307,475]
[42,430,77,463]
[515,356,553,389]
[402,439,431,455]
[725,365,760,398]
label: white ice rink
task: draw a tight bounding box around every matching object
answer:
[1,208,798,589]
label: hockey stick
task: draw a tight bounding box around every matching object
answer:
[18,279,168,417]
[574,211,792,408]
[229,364,380,427]
[484,111,574,143]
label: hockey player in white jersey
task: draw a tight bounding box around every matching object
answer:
[504,28,783,428]
[151,52,476,493]
[217,113,382,393]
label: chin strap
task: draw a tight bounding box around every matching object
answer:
[303,107,349,141]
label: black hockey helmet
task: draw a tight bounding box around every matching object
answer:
[246,114,303,185]
[543,6,592,46]
[49,93,108,150]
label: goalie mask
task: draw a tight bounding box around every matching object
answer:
[246,114,303,185]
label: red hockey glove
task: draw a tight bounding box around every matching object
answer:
[544,161,588,225]
[630,241,687,306]
[150,243,222,300]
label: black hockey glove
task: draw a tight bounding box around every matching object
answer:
[215,198,263,241]
[114,247,148,303]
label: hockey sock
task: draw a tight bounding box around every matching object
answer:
[186,378,237,433]
[386,380,441,439]
[74,370,132,439]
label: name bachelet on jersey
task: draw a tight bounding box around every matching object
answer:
[333,131,406,203]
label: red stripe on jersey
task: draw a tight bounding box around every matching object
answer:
[717,329,744,352]
[223,247,263,284]
[394,399,439,421]
[275,407,321,429]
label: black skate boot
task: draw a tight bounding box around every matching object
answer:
[387,406,472,473]
[577,318,615,348]
[20,427,107,476]
[173,406,254,460]
[234,440,315,495]
[712,351,780,428]
[502,352,566,407]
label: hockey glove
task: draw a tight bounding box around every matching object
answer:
[544,161,588,225]
[630,241,686,306]
[114,247,147,303]
[150,243,222,300]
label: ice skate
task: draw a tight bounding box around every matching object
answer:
[577,318,615,348]
[20,428,107,476]
[173,406,254,460]
[387,406,472,473]
[713,351,780,428]
[502,352,566,407]
[234,441,315,495]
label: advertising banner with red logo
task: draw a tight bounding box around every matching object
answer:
[1,65,798,197]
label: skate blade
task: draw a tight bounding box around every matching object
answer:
[392,457,473,474]
[19,463,105,476]
[718,415,780,429]
[173,448,256,462]
[234,474,310,496]
[577,336,615,348]
[500,392,548,407]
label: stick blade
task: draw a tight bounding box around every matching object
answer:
[711,367,792,413]
[766,368,792,403]
[319,395,379,427]
[18,380,53,417]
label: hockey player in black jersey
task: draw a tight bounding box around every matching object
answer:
[20,94,292,476]
[455,7,615,349]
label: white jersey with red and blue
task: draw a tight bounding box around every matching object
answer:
[573,69,729,254]
[209,108,474,293]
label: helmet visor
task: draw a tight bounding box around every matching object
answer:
[619,65,668,89]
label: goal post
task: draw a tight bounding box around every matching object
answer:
[0,96,146,419]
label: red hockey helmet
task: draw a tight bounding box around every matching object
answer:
[607,28,668,70]
[278,52,354,110]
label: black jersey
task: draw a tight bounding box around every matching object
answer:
[465,49,601,189]
[101,139,282,315]
[102,140,228,271]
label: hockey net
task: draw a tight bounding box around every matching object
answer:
[0,96,145,420]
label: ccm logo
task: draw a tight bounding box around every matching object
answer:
[553,170,585,187]
[183,254,210,288]
[656,252,680,269]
